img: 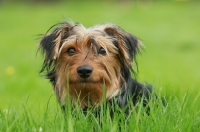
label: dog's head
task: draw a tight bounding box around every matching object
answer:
[39,21,141,108]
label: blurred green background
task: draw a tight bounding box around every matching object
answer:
[0,0,200,110]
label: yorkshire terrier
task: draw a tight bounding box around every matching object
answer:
[39,20,152,114]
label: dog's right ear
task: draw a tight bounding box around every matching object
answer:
[39,22,74,72]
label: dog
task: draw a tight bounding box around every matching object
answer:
[39,20,152,114]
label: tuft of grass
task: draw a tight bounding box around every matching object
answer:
[1,92,200,131]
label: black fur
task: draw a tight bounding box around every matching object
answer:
[102,26,152,114]
[116,78,152,114]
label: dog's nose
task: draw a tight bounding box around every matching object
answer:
[77,65,93,78]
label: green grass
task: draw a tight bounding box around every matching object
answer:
[0,1,200,131]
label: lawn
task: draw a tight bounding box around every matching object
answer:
[0,1,200,131]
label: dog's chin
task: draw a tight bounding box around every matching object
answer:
[68,79,104,108]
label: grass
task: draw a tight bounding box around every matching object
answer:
[0,1,200,131]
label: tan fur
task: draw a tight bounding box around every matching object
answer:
[55,31,121,108]
[40,22,140,109]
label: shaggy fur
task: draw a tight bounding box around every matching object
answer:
[39,21,152,114]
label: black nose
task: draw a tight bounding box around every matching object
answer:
[77,65,93,78]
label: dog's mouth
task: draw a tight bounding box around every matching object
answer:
[69,79,102,84]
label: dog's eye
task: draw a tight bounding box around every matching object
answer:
[67,48,76,56]
[98,47,107,55]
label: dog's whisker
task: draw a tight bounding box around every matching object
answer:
[90,36,99,55]
[84,42,93,60]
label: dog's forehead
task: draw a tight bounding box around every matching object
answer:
[67,25,107,43]
[59,24,118,53]
[68,24,104,38]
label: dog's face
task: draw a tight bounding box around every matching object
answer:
[39,21,141,108]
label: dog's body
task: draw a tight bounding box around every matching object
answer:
[39,21,152,114]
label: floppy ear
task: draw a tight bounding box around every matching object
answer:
[39,22,74,72]
[103,25,141,79]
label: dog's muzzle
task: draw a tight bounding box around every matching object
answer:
[77,65,93,78]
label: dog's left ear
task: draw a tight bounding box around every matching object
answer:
[39,22,74,72]
[104,25,141,75]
